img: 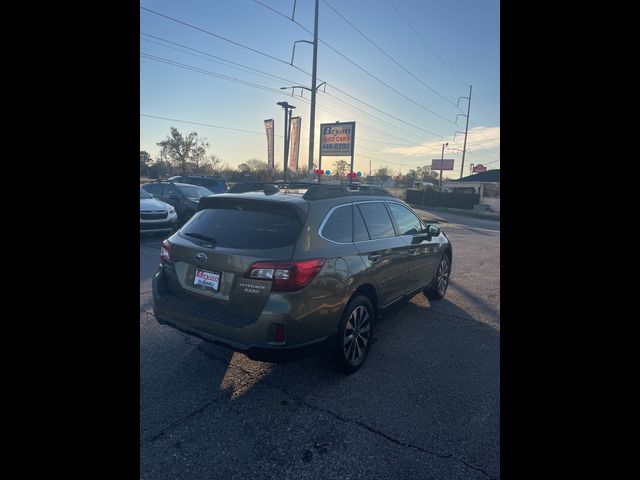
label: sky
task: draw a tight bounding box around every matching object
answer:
[140,0,499,179]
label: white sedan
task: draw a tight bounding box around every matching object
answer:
[140,187,178,234]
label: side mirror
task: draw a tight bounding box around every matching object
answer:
[427,225,440,236]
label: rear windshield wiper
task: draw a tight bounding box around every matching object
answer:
[183,232,217,245]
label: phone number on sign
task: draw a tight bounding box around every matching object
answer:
[321,144,351,149]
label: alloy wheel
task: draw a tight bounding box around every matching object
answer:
[436,258,449,295]
[343,306,371,363]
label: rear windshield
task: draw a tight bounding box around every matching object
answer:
[180,205,303,249]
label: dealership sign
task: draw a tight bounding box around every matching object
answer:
[431,159,455,170]
[473,164,487,173]
[320,122,355,156]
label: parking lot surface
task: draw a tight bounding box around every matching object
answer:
[140,212,500,479]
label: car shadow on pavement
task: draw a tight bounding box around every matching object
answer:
[140,295,500,479]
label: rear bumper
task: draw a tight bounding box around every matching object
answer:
[152,271,337,362]
[153,311,335,362]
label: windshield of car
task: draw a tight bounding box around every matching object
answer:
[140,188,152,199]
[177,184,212,200]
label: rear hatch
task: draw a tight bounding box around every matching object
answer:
[163,196,307,320]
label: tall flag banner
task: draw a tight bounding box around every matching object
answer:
[288,116,301,172]
[264,119,274,170]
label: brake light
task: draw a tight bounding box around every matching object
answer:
[274,324,285,343]
[245,258,325,292]
[160,240,172,265]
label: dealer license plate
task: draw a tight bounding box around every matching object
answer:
[193,268,221,292]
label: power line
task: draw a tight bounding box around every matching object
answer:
[141,5,455,136]
[140,53,289,96]
[247,0,457,124]
[385,0,500,126]
[141,113,424,170]
[141,114,271,136]
[141,54,426,146]
[140,6,292,66]
[317,36,456,124]
[357,137,413,146]
[140,33,300,86]
[322,91,444,138]
[323,0,459,108]
[385,0,468,87]
[143,33,443,139]
[141,45,444,144]
[323,86,448,138]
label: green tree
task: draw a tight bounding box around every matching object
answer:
[157,127,210,176]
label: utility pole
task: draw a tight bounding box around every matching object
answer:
[277,101,295,181]
[439,142,448,189]
[308,0,319,176]
[286,0,320,181]
[459,84,472,179]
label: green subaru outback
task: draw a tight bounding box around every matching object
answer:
[152,183,452,373]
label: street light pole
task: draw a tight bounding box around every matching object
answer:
[277,101,296,181]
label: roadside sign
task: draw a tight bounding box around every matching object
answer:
[431,159,455,170]
[473,164,487,173]
[320,122,355,156]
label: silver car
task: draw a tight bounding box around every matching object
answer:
[140,187,178,234]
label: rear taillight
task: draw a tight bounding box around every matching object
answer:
[274,324,285,343]
[160,240,172,265]
[245,258,325,292]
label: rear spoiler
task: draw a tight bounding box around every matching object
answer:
[197,195,307,224]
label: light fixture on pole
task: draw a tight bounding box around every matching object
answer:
[277,101,295,181]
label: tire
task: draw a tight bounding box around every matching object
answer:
[424,254,451,301]
[332,295,375,374]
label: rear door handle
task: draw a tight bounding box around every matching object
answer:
[368,254,381,262]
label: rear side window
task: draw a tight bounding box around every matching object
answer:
[356,202,395,240]
[387,202,423,236]
[181,205,303,249]
[321,205,353,243]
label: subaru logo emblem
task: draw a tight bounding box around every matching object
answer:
[195,252,208,263]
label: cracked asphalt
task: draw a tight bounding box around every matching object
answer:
[140,208,500,479]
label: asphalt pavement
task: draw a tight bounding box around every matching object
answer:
[139,213,500,479]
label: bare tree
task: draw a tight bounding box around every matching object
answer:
[374,167,392,186]
[157,127,210,175]
[332,159,349,182]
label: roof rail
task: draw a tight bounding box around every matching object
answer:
[302,184,394,200]
[225,181,394,199]
[227,181,315,194]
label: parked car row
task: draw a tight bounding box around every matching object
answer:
[141,176,229,234]
[166,175,228,194]
[140,187,178,234]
